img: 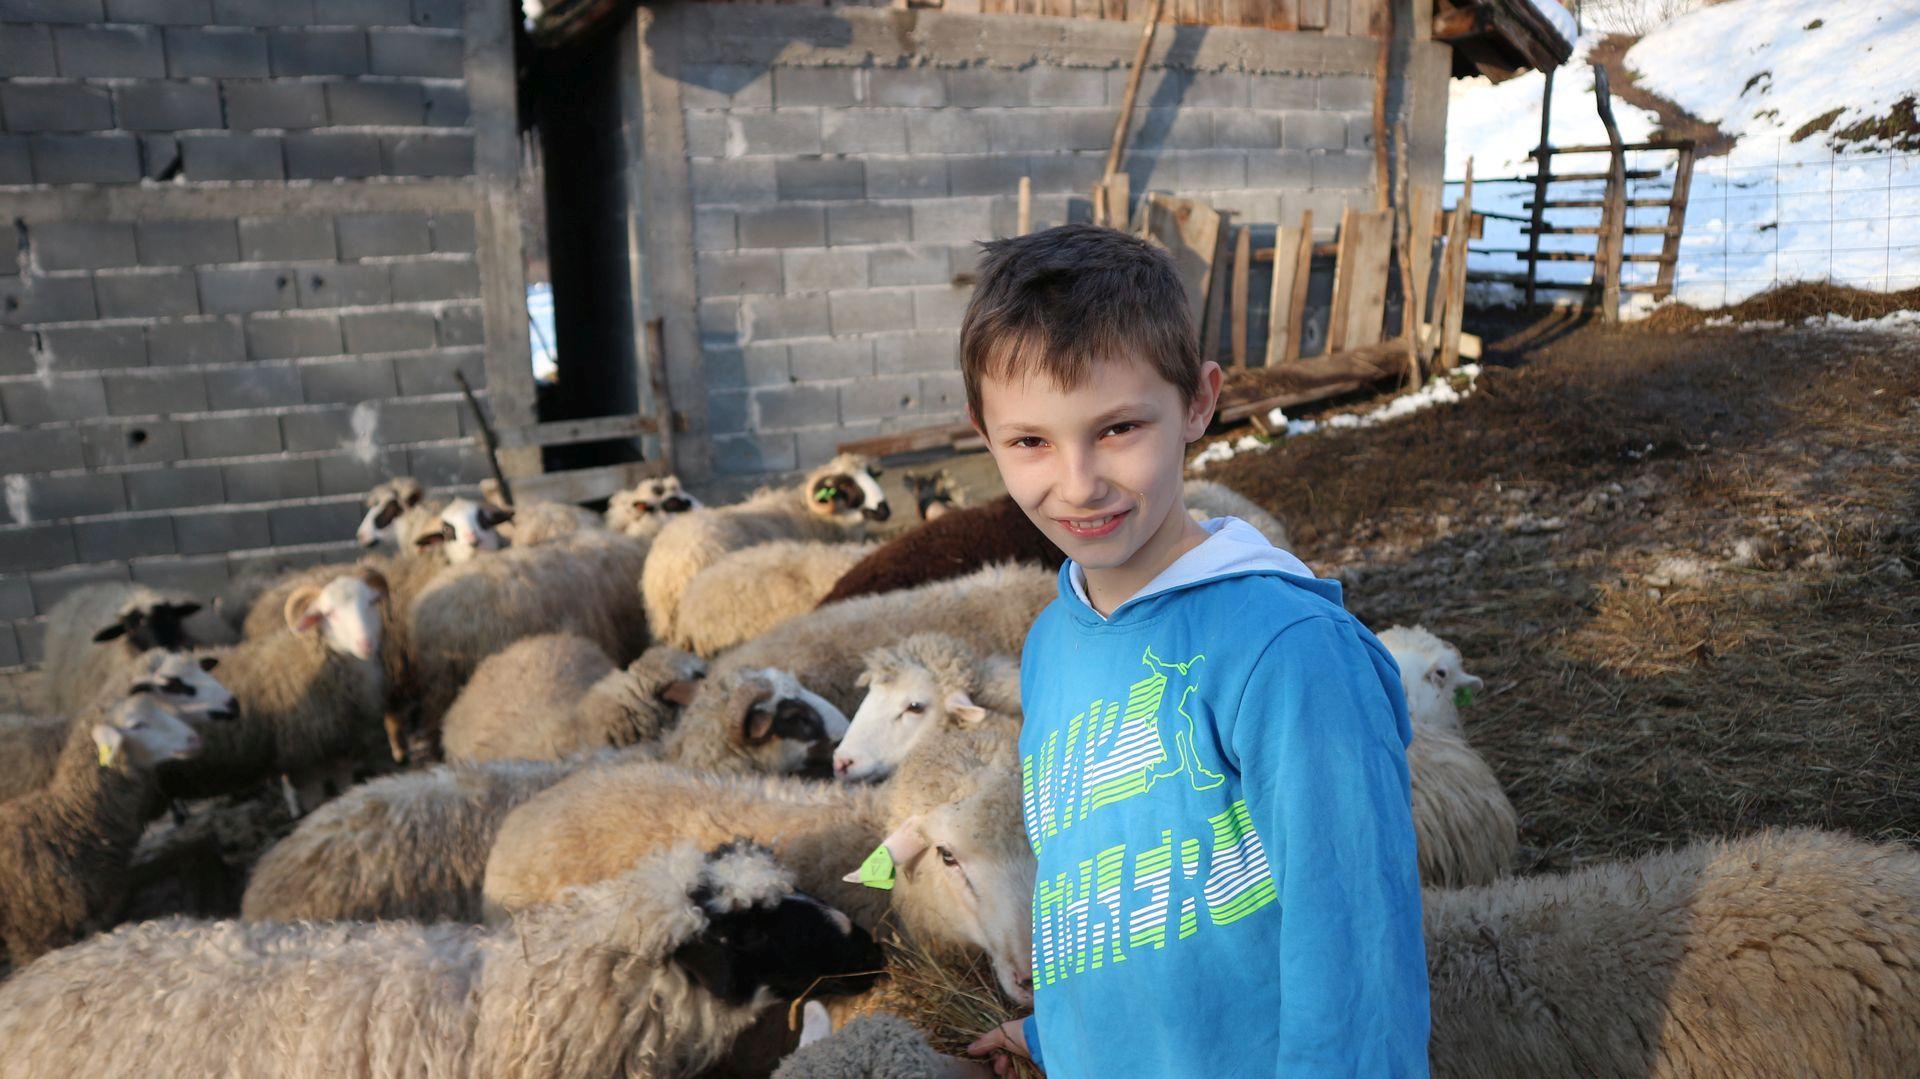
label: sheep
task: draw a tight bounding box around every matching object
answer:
[643,453,890,646]
[354,475,444,550]
[239,665,829,924]
[414,496,514,564]
[0,649,237,803]
[1426,829,1920,1077]
[817,496,1063,608]
[0,842,885,1078]
[674,539,878,657]
[1407,721,1517,887]
[775,1010,974,1079]
[1182,478,1289,545]
[440,636,706,763]
[607,474,704,540]
[833,632,1020,783]
[407,527,653,727]
[500,497,603,546]
[167,570,390,813]
[716,562,1057,718]
[0,690,212,966]
[1378,624,1484,735]
[483,721,1034,1003]
[41,583,205,715]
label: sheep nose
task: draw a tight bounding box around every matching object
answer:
[833,755,854,776]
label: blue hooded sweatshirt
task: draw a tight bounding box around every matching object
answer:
[1017,517,1430,1077]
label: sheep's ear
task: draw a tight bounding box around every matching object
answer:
[199,656,219,672]
[872,817,930,881]
[672,936,740,1002]
[854,668,874,689]
[92,724,128,771]
[944,689,987,726]
[358,567,391,601]
[478,504,515,529]
[402,488,424,507]
[798,1000,833,1048]
[92,619,130,643]
[729,681,777,744]
[284,586,326,634]
[159,601,203,620]
[658,680,701,707]
[414,529,448,549]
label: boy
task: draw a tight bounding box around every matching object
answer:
[960,225,1430,1077]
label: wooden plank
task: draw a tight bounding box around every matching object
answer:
[1523,65,1553,305]
[838,421,979,459]
[1329,207,1392,351]
[1017,175,1032,234]
[1351,0,1386,37]
[1266,0,1299,30]
[1321,0,1348,34]
[1654,142,1695,300]
[1141,193,1222,333]
[1439,160,1473,371]
[1592,65,1627,323]
[1215,341,1407,423]
[1106,171,1130,231]
[1526,197,1675,209]
[1508,251,1668,263]
[1264,210,1310,366]
[1283,210,1313,361]
[1298,0,1327,29]
[494,413,660,450]
[1200,216,1232,364]
[1524,224,1681,236]
[1550,139,1697,154]
[512,461,668,506]
[1230,225,1251,366]
[1410,0,1431,39]
[1103,0,1164,181]
[1535,168,1663,182]
[1408,182,1438,346]
[643,316,675,474]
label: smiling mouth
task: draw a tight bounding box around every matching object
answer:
[1058,510,1128,538]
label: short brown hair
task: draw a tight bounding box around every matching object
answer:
[960,223,1200,426]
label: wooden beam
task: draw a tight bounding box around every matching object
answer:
[1439,159,1473,371]
[1103,0,1166,184]
[1230,225,1251,366]
[837,422,981,459]
[1524,64,1552,305]
[493,413,661,450]
[1329,207,1393,352]
[1265,210,1311,366]
[1017,175,1032,234]
[1653,142,1696,300]
[511,460,668,505]
[1592,65,1627,323]
[1215,340,1411,423]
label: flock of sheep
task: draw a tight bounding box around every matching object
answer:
[2,455,1917,1076]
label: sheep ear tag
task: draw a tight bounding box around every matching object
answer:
[847,844,895,891]
[1454,685,1476,710]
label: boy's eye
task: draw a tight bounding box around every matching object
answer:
[1009,436,1046,450]
[1104,422,1139,437]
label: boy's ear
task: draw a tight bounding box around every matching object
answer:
[1187,360,1224,438]
[965,404,986,439]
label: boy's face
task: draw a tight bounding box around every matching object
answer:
[975,352,1222,577]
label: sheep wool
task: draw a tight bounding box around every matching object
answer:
[674,539,876,656]
[440,638,705,763]
[499,499,603,547]
[773,1013,957,1079]
[1407,721,1517,887]
[1181,478,1289,547]
[42,583,202,716]
[817,496,1065,608]
[0,713,70,804]
[607,475,703,540]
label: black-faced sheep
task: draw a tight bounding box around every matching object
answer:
[607,474,704,540]
[354,475,443,549]
[674,539,878,657]
[41,583,205,715]
[439,636,706,763]
[0,842,884,1078]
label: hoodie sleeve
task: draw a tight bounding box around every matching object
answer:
[1021,1015,1045,1072]
[1224,614,1430,1076]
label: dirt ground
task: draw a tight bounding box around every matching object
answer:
[1200,311,1920,871]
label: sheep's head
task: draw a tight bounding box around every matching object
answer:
[285,570,388,662]
[670,840,883,1006]
[357,476,427,547]
[805,454,889,524]
[837,633,991,783]
[129,649,238,722]
[90,597,202,652]
[608,475,702,533]
[415,498,512,564]
[1378,624,1482,733]
[721,668,849,776]
[846,772,1036,1006]
[92,692,204,773]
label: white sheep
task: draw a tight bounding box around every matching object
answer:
[642,453,890,647]
[1427,829,1920,1076]
[607,474,704,540]
[240,665,830,924]
[439,636,706,763]
[0,650,237,803]
[673,539,878,657]
[834,632,1021,783]
[500,498,603,546]
[413,496,513,564]
[1378,624,1485,734]
[1407,721,1517,887]
[0,690,213,965]
[711,562,1057,717]
[41,583,205,715]
[354,475,444,550]
[1182,478,1289,546]
[0,842,885,1078]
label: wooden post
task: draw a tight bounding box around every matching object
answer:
[1370,0,1391,213]
[1438,159,1473,371]
[1230,225,1251,366]
[1327,205,1359,354]
[1391,121,1420,388]
[1017,175,1032,234]
[1284,210,1312,361]
[454,370,513,506]
[644,316,675,474]
[1524,66,1553,307]
[1592,66,1627,323]
[1653,141,1695,301]
[1103,0,1166,192]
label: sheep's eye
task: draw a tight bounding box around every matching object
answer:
[938,846,957,867]
[905,701,927,715]
[1435,669,1448,680]
[162,677,192,695]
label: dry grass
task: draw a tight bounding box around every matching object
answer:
[1640,281,1920,332]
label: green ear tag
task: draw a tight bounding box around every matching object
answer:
[1454,686,1476,710]
[814,486,836,503]
[857,845,896,891]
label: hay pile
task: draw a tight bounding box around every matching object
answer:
[1640,281,1920,332]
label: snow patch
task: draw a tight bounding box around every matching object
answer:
[1188,366,1484,472]
[345,403,380,465]
[1521,0,1577,52]
[4,475,29,526]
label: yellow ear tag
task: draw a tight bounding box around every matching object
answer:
[856,845,896,891]
[97,741,113,767]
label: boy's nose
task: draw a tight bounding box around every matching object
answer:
[1056,450,1105,508]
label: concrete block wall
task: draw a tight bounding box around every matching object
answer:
[0,0,524,669]
[654,5,1392,480]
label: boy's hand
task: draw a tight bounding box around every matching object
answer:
[967,1018,1035,1076]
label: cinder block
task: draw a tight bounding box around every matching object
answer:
[298,356,394,402]
[214,0,310,24]
[0,274,98,325]
[739,294,828,341]
[113,82,223,131]
[389,259,478,301]
[315,451,392,496]
[335,212,431,257]
[224,81,328,130]
[1131,108,1211,152]
[174,508,272,555]
[1311,150,1374,190]
[829,289,914,336]
[106,0,212,24]
[1244,148,1311,188]
[822,110,907,155]
[873,330,959,374]
[94,269,200,319]
[0,27,56,78]
[342,308,435,352]
[137,219,239,266]
[0,137,32,185]
[0,526,79,574]
[0,329,33,377]
[223,458,319,502]
[905,111,989,155]
[409,0,463,29]
[139,133,180,180]
[374,398,457,443]
[690,159,777,205]
[325,0,415,23]
[126,465,224,511]
[0,377,107,427]
[732,111,823,157]
[1249,73,1316,111]
[129,555,231,601]
[247,311,342,359]
[782,249,866,294]
[945,68,1027,108]
[405,442,485,486]
[298,263,389,308]
[1282,111,1347,152]
[239,216,335,261]
[752,382,838,431]
[865,157,947,200]
[55,25,166,78]
[1,83,113,132]
[910,198,994,245]
[285,132,382,178]
[702,342,789,389]
[1319,74,1373,112]
[1214,110,1283,150]
[31,221,136,272]
[911,285,971,331]
[1173,149,1246,191]
[428,213,475,253]
[693,208,735,251]
[0,428,86,474]
[164,28,270,78]
[76,516,177,562]
[7,0,103,22]
[436,303,482,347]
[29,133,142,183]
[868,245,949,288]
[698,297,740,343]
[41,324,148,372]
[269,29,368,76]
[738,205,826,250]
[1029,66,1106,106]
[422,84,468,126]
[183,413,282,458]
[1347,112,1374,152]
[705,388,749,435]
[840,373,921,423]
[776,159,865,202]
[0,579,31,621]
[367,29,461,77]
[180,134,284,180]
[148,317,246,366]
[827,203,910,246]
[1185,71,1249,109]
[869,67,945,108]
[919,370,965,415]
[29,564,134,615]
[204,362,304,409]
[380,133,473,177]
[391,347,481,395]
[0,624,19,668]
[711,432,796,477]
[772,67,861,108]
[697,251,783,297]
[278,406,352,452]
[104,368,209,416]
[680,64,772,109]
[198,265,296,314]
[27,473,128,520]
[1026,150,1104,194]
[946,153,1027,197]
[787,337,872,381]
[1059,108,1115,152]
